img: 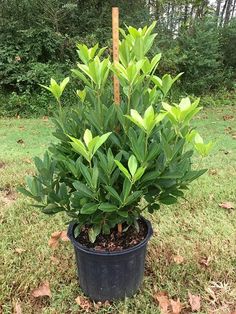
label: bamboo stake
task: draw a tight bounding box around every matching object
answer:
[112,7,120,105]
[112,7,122,234]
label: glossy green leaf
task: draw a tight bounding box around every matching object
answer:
[98,203,118,212]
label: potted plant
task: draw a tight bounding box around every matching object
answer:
[19,22,213,301]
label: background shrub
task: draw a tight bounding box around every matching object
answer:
[0,0,235,117]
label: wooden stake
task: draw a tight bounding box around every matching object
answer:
[112,7,120,105]
[112,7,122,234]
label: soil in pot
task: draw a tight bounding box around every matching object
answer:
[76,219,148,252]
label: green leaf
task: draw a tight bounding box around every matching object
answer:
[155,112,167,124]
[60,77,70,93]
[73,181,94,198]
[83,129,93,147]
[81,203,98,214]
[78,162,93,187]
[122,178,132,202]
[183,169,207,182]
[105,186,122,203]
[128,155,138,177]
[92,132,112,155]
[42,204,64,215]
[114,160,131,180]
[92,166,99,189]
[159,195,177,205]
[98,203,118,212]
[125,191,142,206]
[88,225,101,243]
[160,171,183,179]
[17,186,40,201]
[68,135,90,162]
[76,89,86,102]
[133,166,146,182]
[71,69,92,87]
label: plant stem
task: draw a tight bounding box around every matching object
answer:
[97,91,103,131]
[145,134,149,155]
[117,223,122,234]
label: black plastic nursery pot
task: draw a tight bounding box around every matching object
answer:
[67,218,153,301]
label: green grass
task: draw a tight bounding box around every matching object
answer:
[0,107,236,314]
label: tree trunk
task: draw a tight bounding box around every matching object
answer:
[216,0,222,18]
[231,0,236,18]
[184,1,189,23]
[221,0,228,25]
[225,0,233,24]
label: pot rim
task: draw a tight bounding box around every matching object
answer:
[67,217,153,256]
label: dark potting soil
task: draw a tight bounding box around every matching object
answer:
[76,219,148,252]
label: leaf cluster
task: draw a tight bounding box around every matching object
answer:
[19,23,212,242]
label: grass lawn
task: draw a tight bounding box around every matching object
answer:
[0,106,236,314]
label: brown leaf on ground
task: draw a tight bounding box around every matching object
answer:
[14,301,22,314]
[170,299,182,314]
[75,296,92,312]
[154,292,170,314]
[188,292,201,312]
[14,248,26,254]
[219,202,235,210]
[223,115,234,121]
[48,230,69,248]
[199,256,211,267]
[60,230,69,241]
[154,292,182,313]
[48,231,62,248]
[94,300,110,310]
[31,281,51,298]
[173,255,184,264]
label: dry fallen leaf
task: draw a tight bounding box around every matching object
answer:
[48,230,69,248]
[14,248,26,254]
[48,231,62,248]
[173,255,184,265]
[223,115,234,121]
[14,301,22,314]
[154,292,182,314]
[199,256,211,267]
[170,299,182,314]
[219,202,235,210]
[188,292,201,312]
[75,296,92,312]
[60,230,69,241]
[154,292,170,314]
[31,281,52,298]
[94,300,110,310]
